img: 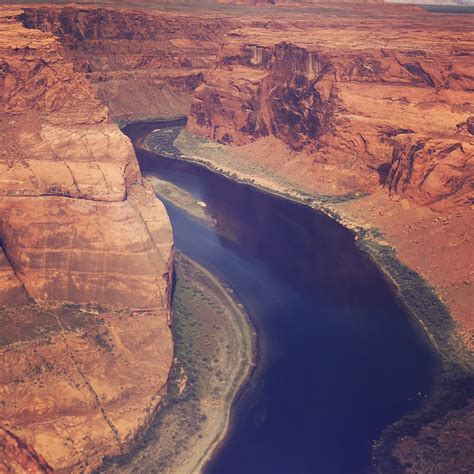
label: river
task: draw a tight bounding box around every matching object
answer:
[123,120,440,474]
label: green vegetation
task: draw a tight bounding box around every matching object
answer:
[99,252,254,473]
[356,236,473,473]
[144,124,472,471]
[144,126,184,159]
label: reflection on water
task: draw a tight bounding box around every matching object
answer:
[123,121,440,474]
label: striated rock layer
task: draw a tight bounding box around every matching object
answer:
[0,8,173,472]
[182,6,474,470]
[1,2,472,471]
[20,5,240,121]
[188,21,474,206]
[185,6,474,335]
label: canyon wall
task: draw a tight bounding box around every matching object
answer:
[183,9,473,469]
[0,2,472,472]
[185,7,473,349]
[21,6,240,121]
[188,22,474,206]
[0,8,173,471]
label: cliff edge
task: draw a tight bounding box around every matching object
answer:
[0,8,173,471]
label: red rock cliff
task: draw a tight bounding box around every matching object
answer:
[21,5,240,120]
[0,8,173,471]
[188,18,474,205]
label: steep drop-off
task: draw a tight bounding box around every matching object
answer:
[0,8,173,471]
[181,10,473,469]
[21,5,240,121]
[2,2,473,472]
[188,24,474,205]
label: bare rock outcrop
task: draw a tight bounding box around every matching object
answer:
[0,8,173,471]
[20,6,240,121]
[388,135,474,206]
[0,427,54,473]
[187,15,474,205]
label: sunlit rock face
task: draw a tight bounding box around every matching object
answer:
[20,5,241,121]
[185,3,474,370]
[188,13,474,205]
[0,8,173,471]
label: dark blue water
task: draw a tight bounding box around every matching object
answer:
[123,121,440,474]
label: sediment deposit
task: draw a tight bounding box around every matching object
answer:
[0,8,173,471]
[1,1,473,472]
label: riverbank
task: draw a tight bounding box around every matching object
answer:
[143,124,473,472]
[100,252,255,473]
[143,127,471,354]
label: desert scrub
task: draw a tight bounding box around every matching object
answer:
[144,126,185,159]
[359,237,474,473]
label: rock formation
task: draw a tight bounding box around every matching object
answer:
[188,20,474,205]
[182,3,473,354]
[0,427,54,473]
[0,8,173,471]
[20,6,240,121]
[0,1,472,472]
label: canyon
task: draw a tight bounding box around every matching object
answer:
[0,0,473,472]
[20,5,240,121]
[184,3,474,337]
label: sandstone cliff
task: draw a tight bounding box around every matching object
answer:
[188,22,474,205]
[0,8,173,471]
[182,8,473,470]
[1,2,472,472]
[21,5,240,121]
[184,5,474,340]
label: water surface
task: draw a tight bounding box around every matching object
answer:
[123,121,440,474]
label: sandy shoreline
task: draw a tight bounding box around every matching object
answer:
[178,254,256,473]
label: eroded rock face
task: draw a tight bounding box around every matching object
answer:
[0,247,27,305]
[388,136,474,206]
[0,8,173,471]
[0,427,54,473]
[188,13,474,205]
[21,6,240,120]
